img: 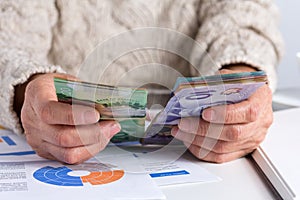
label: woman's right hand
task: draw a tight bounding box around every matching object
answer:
[20,73,121,164]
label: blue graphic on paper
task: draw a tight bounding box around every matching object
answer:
[1,136,16,146]
[150,170,190,178]
[33,166,83,186]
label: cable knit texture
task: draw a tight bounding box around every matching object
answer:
[0,0,284,134]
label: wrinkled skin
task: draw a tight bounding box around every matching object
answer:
[19,66,273,164]
[171,66,273,163]
[20,73,121,164]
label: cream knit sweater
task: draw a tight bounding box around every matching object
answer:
[0,0,284,135]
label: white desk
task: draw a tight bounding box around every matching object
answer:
[161,97,300,200]
[161,153,279,200]
[273,87,300,107]
[2,99,294,200]
[252,108,300,200]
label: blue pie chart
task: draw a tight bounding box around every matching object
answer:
[33,166,83,186]
[33,164,125,186]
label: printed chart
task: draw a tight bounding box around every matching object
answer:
[0,160,165,200]
[33,163,124,186]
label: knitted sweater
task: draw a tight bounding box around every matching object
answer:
[0,0,284,135]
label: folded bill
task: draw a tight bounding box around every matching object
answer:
[54,78,148,142]
[142,71,268,145]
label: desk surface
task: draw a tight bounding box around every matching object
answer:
[258,108,300,200]
[273,87,300,107]
[161,153,279,200]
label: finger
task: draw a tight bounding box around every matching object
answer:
[42,141,107,164]
[26,74,78,110]
[218,69,233,75]
[34,149,57,161]
[26,75,58,102]
[21,104,42,135]
[26,73,99,125]
[42,121,120,148]
[178,118,224,140]
[219,66,257,74]
[38,101,100,125]
[202,85,271,124]
[202,101,257,124]
[173,129,261,154]
[184,142,254,163]
[178,118,254,141]
[24,135,59,161]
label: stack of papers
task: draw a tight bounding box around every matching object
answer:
[0,129,220,200]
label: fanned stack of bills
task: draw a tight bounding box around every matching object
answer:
[54,71,267,145]
[141,71,268,145]
[54,78,148,143]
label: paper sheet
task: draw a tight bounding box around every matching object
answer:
[0,129,220,199]
[0,159,165,200]
[0,129,165,200]
[0,129,35,155]
[143,158,220,186]
[97,145,221,186]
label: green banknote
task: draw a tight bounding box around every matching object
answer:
[54,78,148,143]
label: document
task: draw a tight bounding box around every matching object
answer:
[97,145,221,186]
[0,129,166,200]
[0,129,35,156]
[0,159,165,200]
[0,129,220,200]
[134,148,220,186]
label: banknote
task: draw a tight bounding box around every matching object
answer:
[54,78,147,118]
[54,78,148,142]
[54,71,267,145]
[142,71,267,145]
[173,71,267,93]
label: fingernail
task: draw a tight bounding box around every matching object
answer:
[84,110,99,123]
[110,122,121,135]
[171,127,179,137]
[203,109,216,121]
[178,119,189,132]
[198,148,209,159]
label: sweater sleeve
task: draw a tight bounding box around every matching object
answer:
[192,0,284,92]
[0,1,64,135]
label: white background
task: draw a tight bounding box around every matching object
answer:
[275,0,300,89]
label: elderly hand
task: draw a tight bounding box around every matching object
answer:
[171,66,273,163]
[20,73,120,164]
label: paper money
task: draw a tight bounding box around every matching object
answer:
[54,71,268,145]
[173,71,267,92]
[54,78,148,143]
[142,71,268,145]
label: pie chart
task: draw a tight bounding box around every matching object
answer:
[33,163,124,186]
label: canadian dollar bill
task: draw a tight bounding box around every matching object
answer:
[142,71,268,145]
[172,71,267,92]
[54,71,268,145]
[54,78,148,143]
